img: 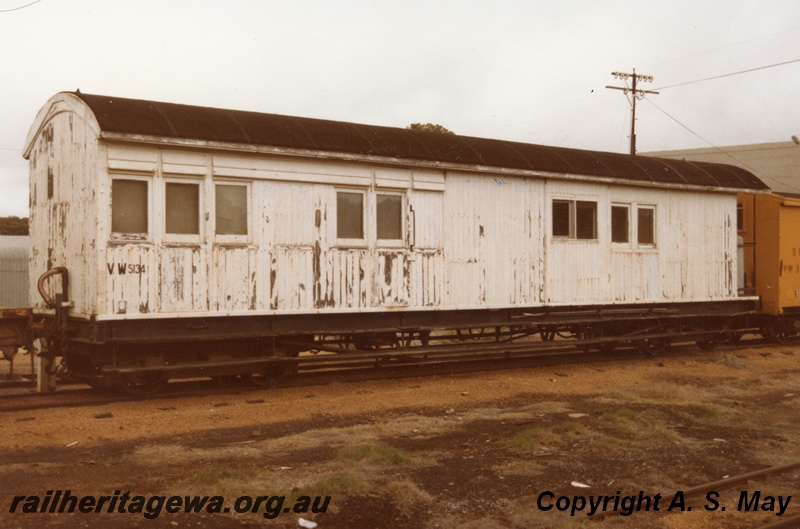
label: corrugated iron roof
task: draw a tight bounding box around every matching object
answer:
[74,92,767,191]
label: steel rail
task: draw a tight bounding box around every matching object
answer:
[592,460,800,521]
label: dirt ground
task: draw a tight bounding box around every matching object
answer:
[1,343,799,529]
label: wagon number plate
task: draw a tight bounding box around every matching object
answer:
[107,263,146,275]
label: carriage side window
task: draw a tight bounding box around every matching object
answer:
[377,193,403,241]
[552,199,597,240]
[611,204,630,243]
[736,204,744,230]
[215,184,248,236]
[637,206,656,246]
[112,178,148,235]
[165,182,200,235]
[337,190,365,242]
[552,200,572,237]
[575,201,597,239]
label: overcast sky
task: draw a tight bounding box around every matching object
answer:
[1,0,798,217]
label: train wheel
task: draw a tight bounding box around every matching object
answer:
[86,378,114,391]
[696,337,720,351]
[213,375,236,387]
[762,320,790,343]
[725,332,743,344]
[540,330,556,341]
[596,340,618,354]
[575,326,618,353]
[116,373,167,396]
[636,337,671,355]
[249,372,280,388]
[250,362,289,388]
[250,350,298,387]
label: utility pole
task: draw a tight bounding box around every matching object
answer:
[606,69,659,155]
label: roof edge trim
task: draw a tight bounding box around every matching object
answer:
[24,92,100,159]
[98,131,767,194]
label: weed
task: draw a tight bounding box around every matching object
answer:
[609,381,712,405]
[382,479,432,508]
[552,421,583,434]
[643,426,682,442]
[715,354,749,370]
[599,407,638,423]
[586,435,629,449]
[511,427,559,449]
[298,472,370,496]
[338,444,417,466]
[183,466,259,487]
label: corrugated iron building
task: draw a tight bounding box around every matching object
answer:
[0,236,29,308]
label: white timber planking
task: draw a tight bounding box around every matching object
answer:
[24,93,744,322]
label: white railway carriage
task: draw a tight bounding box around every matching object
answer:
[23,92,767,391]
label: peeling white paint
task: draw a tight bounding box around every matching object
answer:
[25,94,741,324]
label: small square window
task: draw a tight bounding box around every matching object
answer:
[112,179,148,234]
[337,191,364,240]
[377,194,403,240]
[552,200,597,240]
[165,182,200,235]
[611,205,629,243]
[637,207,655,245]
[216,184,248,236]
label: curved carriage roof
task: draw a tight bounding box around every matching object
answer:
[73,92,766,191]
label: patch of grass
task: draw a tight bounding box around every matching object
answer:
[699,406,747,426]
[129,443,260,465]
[381,479,432,509]
[585,434,630,449]
[492,459,544,477]
[642,426,682,442]
[183,466,259,487]
[298,472,370,496]
[610,381,713,405]
[511,427,559,449]
[552,420,583,434]
[715,354,749,370]
[180,466,264,497]
[338,444,417,466]
[599,407,639,423]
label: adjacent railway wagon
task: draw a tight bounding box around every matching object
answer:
[19,91,769,392]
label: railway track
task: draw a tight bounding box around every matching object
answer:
[591,460,800,528]
[0,332,790,413]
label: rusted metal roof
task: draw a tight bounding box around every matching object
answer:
[74,92,767,191]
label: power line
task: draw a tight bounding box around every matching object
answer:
[646,25,800,69]
[654,58,800,90]
[0,0,41,13]
[638,97,800,194]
